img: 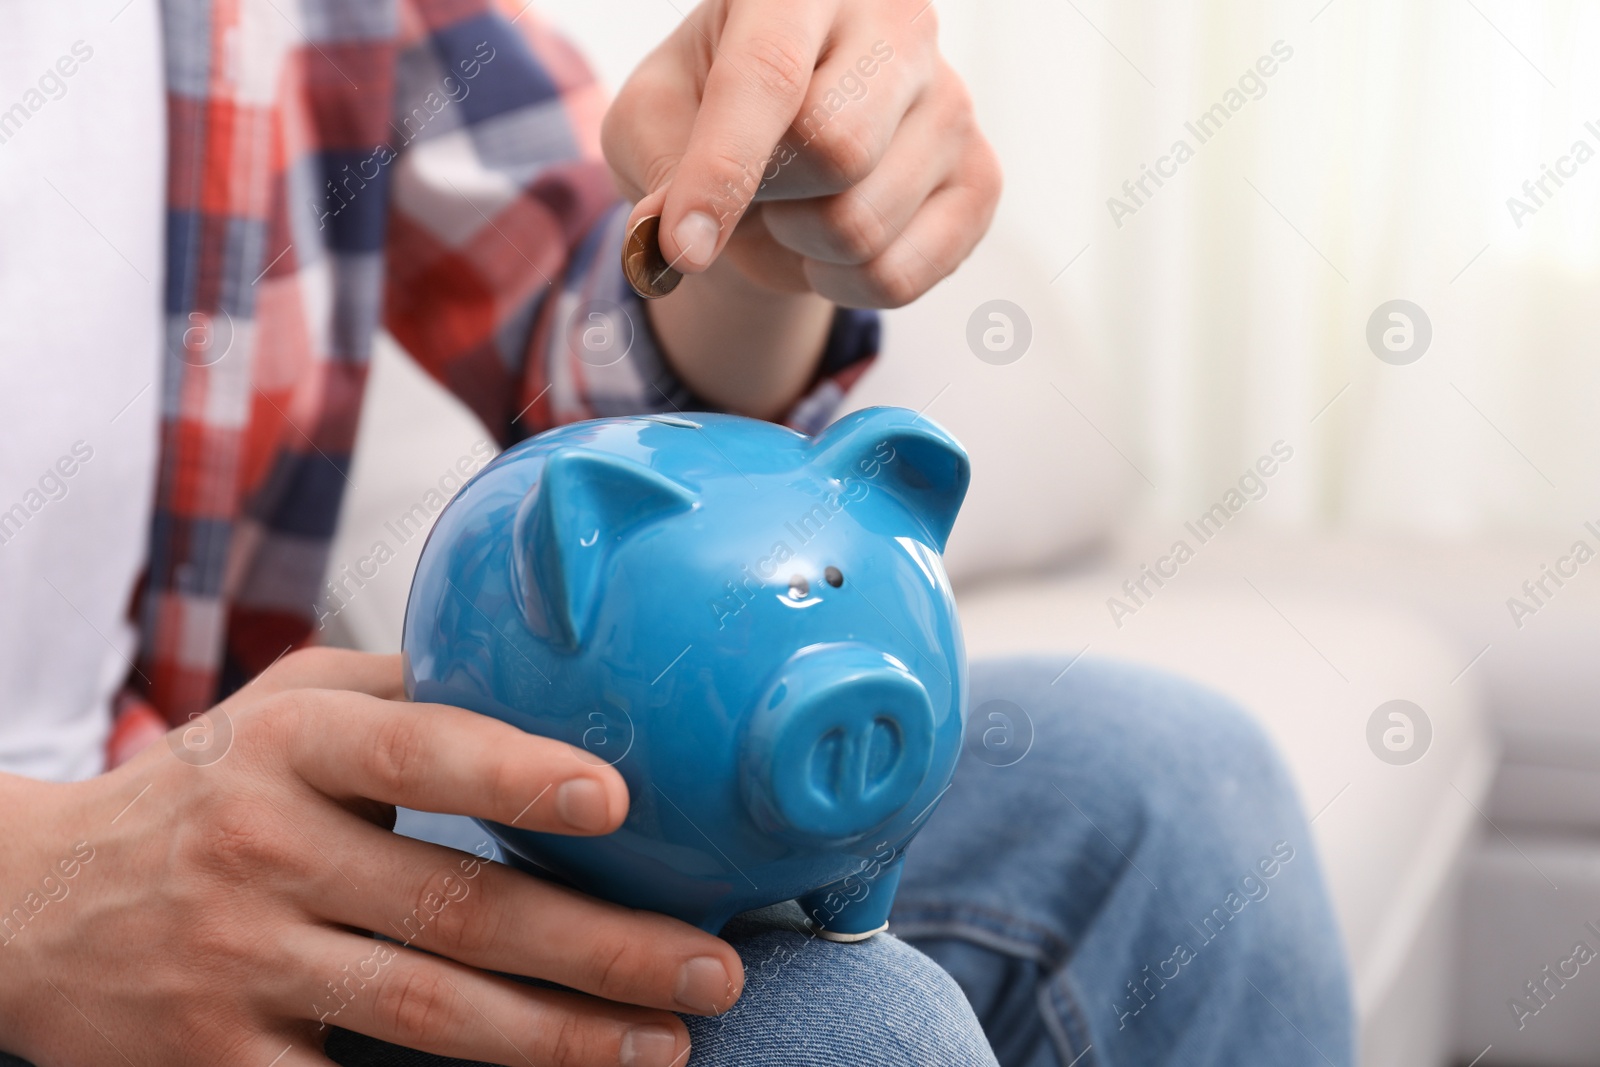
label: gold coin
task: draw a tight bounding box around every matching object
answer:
[623,214,683,299]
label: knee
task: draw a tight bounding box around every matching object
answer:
[686,906,996,1067]
[970,658,1309,870]
[1107,663,1299,820]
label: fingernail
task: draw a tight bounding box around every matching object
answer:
[556,778,610,833]
[620,1023,680,1067]
[672,211,720,270]
[674,955,733,1014]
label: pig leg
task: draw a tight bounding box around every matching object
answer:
[798,852,906,942]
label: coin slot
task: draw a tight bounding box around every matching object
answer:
[640,415,702,429]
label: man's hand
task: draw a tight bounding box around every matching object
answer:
[0,649,741,1067]
[602,0,1001,415]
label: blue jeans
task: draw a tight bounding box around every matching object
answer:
[3,658,1355,1066]
[337,657,1354,1067]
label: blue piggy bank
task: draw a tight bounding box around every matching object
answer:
[402,406,970,940]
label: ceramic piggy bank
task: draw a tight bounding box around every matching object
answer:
[402,406,970,940]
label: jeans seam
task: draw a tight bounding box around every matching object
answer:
[891,907,1099,1067]
[1042,970,1103,1067]
[892,900,1073,966]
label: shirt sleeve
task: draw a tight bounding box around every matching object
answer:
[381,1,879,445]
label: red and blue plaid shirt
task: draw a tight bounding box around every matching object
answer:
[125,0,877,744]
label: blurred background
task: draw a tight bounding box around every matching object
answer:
[544,0,1600,536]
[328,2,1600,1065]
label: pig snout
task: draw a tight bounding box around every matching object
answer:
[739,644,937,844]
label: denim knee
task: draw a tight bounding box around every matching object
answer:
[904,657,1353,1064]
[970,656,1308,861]
[900,658,1345,995]
[687,904,998,1067]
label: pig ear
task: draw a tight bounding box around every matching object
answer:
[512,450,695,650]
[810,406,971,552]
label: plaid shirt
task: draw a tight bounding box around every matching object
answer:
[127,0,877,741]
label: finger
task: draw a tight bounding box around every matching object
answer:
[804,137,1002,308]
[252,648,406,701]
[755,30,927,201]
[250,1038,336,1067]
[719,205,814,292]
[301,818,743,1015]
[761,87,959,265]
[603,47,696,206]
[288,930,692,1067]
[659,0,836,272]
[282,691,629,836]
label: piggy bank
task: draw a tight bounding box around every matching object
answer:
[402,406,970,940]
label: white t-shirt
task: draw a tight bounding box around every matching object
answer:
[0,3,165,781]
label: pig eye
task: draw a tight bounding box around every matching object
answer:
[824,566,844,588]
[787,574,810,600]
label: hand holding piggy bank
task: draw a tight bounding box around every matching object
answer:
[402,407,970,940]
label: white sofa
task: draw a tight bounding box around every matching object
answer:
[327,233,1597,1066]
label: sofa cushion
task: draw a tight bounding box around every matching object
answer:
[1089,529,1600,819]
[844,227,1134,586]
